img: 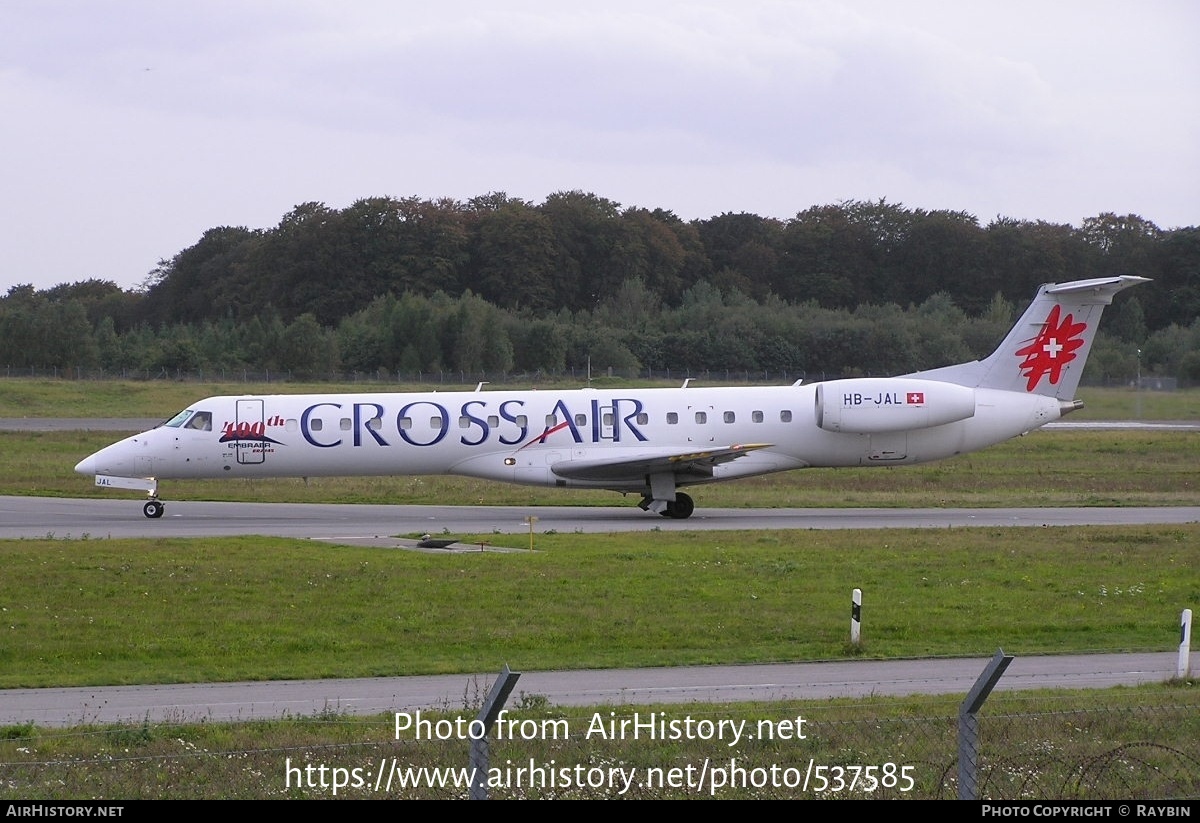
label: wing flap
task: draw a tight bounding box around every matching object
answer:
[550,443,773,483]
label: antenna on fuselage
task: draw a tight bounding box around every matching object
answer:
[475,382,489,392]
[681,378,692,388]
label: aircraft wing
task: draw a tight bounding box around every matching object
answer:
[550,443,773,483]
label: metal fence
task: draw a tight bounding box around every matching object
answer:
[2,691,1196,799]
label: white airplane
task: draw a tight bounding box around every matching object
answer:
[76,275,1148,519]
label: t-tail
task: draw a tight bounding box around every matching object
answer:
[908,275,1150,406]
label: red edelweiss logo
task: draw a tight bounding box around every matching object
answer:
[1014,305,1088,391]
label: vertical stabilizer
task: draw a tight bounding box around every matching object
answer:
[909,276,1149,399]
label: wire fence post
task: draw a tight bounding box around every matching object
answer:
[958,649,1013,801]
[469,665,521,800]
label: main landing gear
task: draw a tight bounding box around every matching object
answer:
[662,492,695,519]
[142,499,165,519]
[639,491,695,519]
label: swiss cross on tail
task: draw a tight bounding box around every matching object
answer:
[1014,305,1088,392]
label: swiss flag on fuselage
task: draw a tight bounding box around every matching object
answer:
[906,392,925,404]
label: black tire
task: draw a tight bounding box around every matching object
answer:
[143,500,165,519]
[661,492,695,519]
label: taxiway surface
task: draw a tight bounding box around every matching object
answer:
[4,496,1200,541]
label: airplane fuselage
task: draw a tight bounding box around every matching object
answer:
[78,381,1063,491]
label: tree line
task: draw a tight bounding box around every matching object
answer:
[3,194,1198,383]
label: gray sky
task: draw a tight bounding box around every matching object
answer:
[2,0,1197,293]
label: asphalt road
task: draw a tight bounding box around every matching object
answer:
[4,496,1200,541]
[0,653,1183,727]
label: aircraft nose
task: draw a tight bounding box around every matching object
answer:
[75,455,96,476]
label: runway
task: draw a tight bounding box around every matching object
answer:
[3,496,1200,541]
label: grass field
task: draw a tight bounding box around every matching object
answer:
[1,526,1198,690]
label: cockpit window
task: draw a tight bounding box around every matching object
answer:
[164,409,194,428]
[186,411,213,431]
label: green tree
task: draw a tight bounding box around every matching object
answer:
[246,202,342,324]
[894,209,987,311]
[540,190,624,310]
[279,313,337,378]
[510,317,569,374]
[608,208,688,303]
[467,201,559,311]
[0,285,41,366]
[1146,227,1200,330]
[694,211,780,300]
[1108,296,1148,344]
[142,226,259,324]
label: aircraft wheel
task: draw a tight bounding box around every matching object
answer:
[660,493,695,519]
[143,500,165,519]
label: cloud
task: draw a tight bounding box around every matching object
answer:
[1,0,1196,290]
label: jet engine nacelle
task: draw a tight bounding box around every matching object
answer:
[814,378,977,434]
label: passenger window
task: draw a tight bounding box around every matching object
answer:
[752,410,764,423]
[575,413,586,426]
[667,412,678,424]
[310,418,324,432]
[545,414,558,427]
[399,417,412,430]
[367,417,381,430]
[603,413,614,426]
[286,419,298,432]
[340,418,352,431]
[429,416,441,429]
[695,412,707,424]
[780,410,793,423]
[488,415,499,427]
[636,413,648,425]
[515,415,528,427]
[723,411,735,424]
